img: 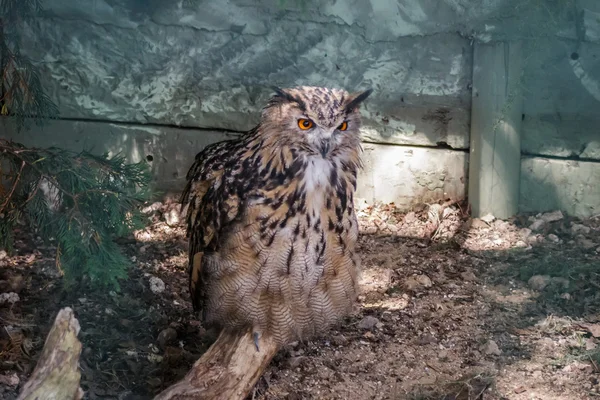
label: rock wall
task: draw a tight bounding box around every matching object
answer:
[2,0,600,216]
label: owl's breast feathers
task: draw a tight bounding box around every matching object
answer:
[181,130,361,343]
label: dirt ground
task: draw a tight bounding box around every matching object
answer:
[1,199,600,399]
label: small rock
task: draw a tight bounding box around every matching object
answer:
[0,274,24,294]
[142,202,163,214]
[527,234,541,244]
[482,340,502,356]
[0,250,6,260]
[541,210,564,223]
[359,268,393,294]
[560,293,571,300]
[404,274,433,291]
[520,228,532,239]
[550,277,569,290]
[529,219,545,231]
[547,234,560,243]
[597,246,600,254]
[586,338,597,351]
[0,292,20,305]
[0,372,19,386]
[357,316,379,330]
[149,276,166,294]
[528,275,551,291]
[287,356,307,369]
[331,335,349,346]
[460,270,477,282]
[515,240,528,248]
[442,207,454,219]
[164,208,180,227]
[403,212,417,224]
[416,274,433,288]
[470,218,490,229]
[364,226,378,234]
[363,331,375,340]
[139,245,148,254]
[571,223,591,235]
[381,311,393,322]
[578,237,596,250]
[158,327,178,348]
[480,213,495,223]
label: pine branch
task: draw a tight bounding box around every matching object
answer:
[0,0,59,131]
[0,139,153,289]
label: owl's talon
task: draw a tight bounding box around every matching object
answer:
[253,332,260,352]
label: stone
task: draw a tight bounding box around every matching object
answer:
[550,277,570,290]
[460,270,478,282]
[529,219,545,231]
[403,212,417,224]
[157,327,178,348]
[547,234,560,243]
[149,276,166,294]
[571,223,591,235]
[579,237,597,250]
[0,250,6,260]
[480,213,496,223]
[359,268,394,294]
[481,340,502,356]
[0,292,20,305]
[357,316,380,330]
[541,210,564,223]
[528,275,551,291]
[287,356,307,369]
[0,373,19,387]
[519,228,532,239]
[404,274,433,291]
[331,335,349,347]
[164,208,180,227]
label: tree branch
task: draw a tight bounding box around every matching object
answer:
[17,307,83,400]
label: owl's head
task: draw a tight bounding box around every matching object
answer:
[260,86,372,159]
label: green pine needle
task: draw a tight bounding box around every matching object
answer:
[1,140,153,290]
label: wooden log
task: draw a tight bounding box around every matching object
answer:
[153,329,279,400]
[17,307,84,400]
[19,309,277,399]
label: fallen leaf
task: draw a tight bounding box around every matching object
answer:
[514,386,527,394]
[578,323,600,338]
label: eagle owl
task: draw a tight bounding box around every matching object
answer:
[181,86,372,346]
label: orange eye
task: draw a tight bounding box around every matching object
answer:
[338,121,348,131]
[298,118,314,130]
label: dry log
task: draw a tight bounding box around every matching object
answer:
[153,329,279,400]
[18,307,83,400]
[19,307,277,400]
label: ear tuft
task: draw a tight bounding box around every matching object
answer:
[344,88,373,113]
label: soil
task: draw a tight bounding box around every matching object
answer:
[1,199,600,400]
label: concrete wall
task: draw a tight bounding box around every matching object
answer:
[1,0,600,217]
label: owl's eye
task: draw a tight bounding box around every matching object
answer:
[337,121,348,131]
[298,118,314,130]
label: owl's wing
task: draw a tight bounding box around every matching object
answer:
[180,140,243,311]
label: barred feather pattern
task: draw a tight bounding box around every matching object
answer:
[181,86,372,345]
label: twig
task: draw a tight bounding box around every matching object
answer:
[0,159,25,213]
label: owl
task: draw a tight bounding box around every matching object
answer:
[181,86,372,347]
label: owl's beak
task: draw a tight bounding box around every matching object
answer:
[318,139,331,158]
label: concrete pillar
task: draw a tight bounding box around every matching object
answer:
[468,40,524,219]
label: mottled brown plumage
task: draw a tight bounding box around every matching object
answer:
[181,86,372,345]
